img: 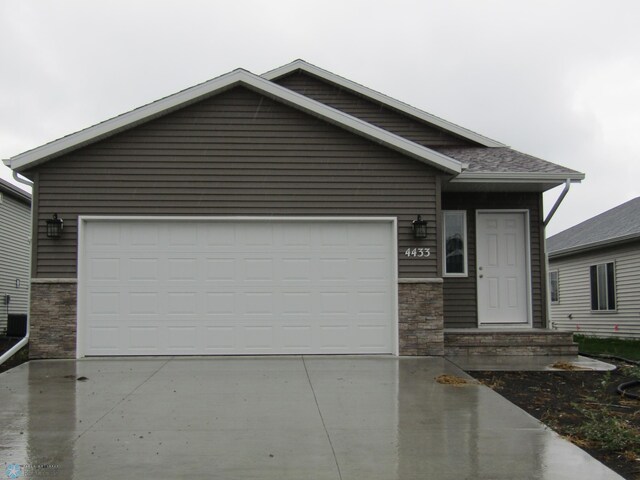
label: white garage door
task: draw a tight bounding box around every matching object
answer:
[79,218,395,356]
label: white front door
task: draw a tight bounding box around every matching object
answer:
[476,212,530,325]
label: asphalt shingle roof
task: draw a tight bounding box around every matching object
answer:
[434,147,581,175]
[547,196,640,255]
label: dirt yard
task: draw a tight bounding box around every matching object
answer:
[472,361,640,480]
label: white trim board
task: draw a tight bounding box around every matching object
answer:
[5,69,462,175]
[262,59,506,148]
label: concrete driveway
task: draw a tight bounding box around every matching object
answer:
[0,356,621,479]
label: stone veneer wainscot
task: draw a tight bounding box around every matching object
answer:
[29,280,77,359]
[398,279,444,356]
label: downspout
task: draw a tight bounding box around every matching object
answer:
[544,179,571,227]
[542,179,572,329]
[0,167,33,367]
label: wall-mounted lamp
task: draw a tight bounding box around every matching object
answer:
[412,215,428,239]
[46,213,64,238]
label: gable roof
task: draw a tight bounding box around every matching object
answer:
[4,60,584,191]
[262,59,507,148]
[0,178,31,205]
[547,196,640,258]
[4,68,461,175]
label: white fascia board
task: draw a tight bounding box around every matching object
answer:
[450,172,585,183]
[262,59,507,148]
[8,68,461,175]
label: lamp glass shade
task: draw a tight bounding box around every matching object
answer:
[412,215,427,239]
[46,214,64,238]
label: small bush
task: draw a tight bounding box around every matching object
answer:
[572,404,640,453]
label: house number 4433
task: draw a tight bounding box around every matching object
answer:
[404,248,431,258]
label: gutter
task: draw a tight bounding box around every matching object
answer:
[12,170,34,187]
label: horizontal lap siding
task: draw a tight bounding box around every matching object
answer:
[29,87,438,278]
[275,72,475,148]
[0,193,31,330]
[549,242,640,338]
[441,192,545,328]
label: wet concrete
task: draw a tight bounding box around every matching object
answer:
[0,356,622,479]
[447,354,617,372]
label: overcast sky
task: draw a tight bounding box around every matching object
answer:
[1,0,638,236]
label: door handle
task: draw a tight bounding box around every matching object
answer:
[479,275,483,278]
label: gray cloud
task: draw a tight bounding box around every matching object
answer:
[2,0,638,235]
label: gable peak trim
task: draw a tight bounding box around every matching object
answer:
[5,67,462,175]
[262,59,507,148]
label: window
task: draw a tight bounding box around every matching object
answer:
[590,262,616,311]
[549,270,559,303]
[443,211,467,276]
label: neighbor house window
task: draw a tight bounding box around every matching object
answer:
[443,211,467,276]
[590,262,616,311]
[549,270,559,303]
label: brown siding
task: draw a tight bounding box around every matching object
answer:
[441,192,546,329]
[27,86,439,278]
[274,72,476,148]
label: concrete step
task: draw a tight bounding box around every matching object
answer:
[444,330,579,356]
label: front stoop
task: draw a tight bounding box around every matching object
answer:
[444,329,579,356]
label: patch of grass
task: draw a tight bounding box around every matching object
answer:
[571,403,640,454]
[574,335,640,361]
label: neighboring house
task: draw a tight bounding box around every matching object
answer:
[0,178,31,335]
[548,197,640,338]
[3,60,584,359]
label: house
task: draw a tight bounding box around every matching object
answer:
[3,60,585,359]
[0,178,31,335]
[548,197,640,338]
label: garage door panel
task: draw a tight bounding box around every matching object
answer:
[167,258,198,281]
[206,292,235,315]
[243,326,274,349]
[167,327,198,351]
[128,258,159,281]
[166,292,199,315]
[128,326,160,353]
[89,326,119,352]
[81,219,394,356]
[281,326,313,352]
[244,258,274,281]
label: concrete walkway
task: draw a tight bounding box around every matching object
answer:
[0,357,622,479]
[447,354,617,371]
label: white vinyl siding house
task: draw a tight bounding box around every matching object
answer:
[0,179,31,334]
[549,243,640,338]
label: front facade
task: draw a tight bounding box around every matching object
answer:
[548,197,640,338]
[5,60,583,358]
[0,178,31,334]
